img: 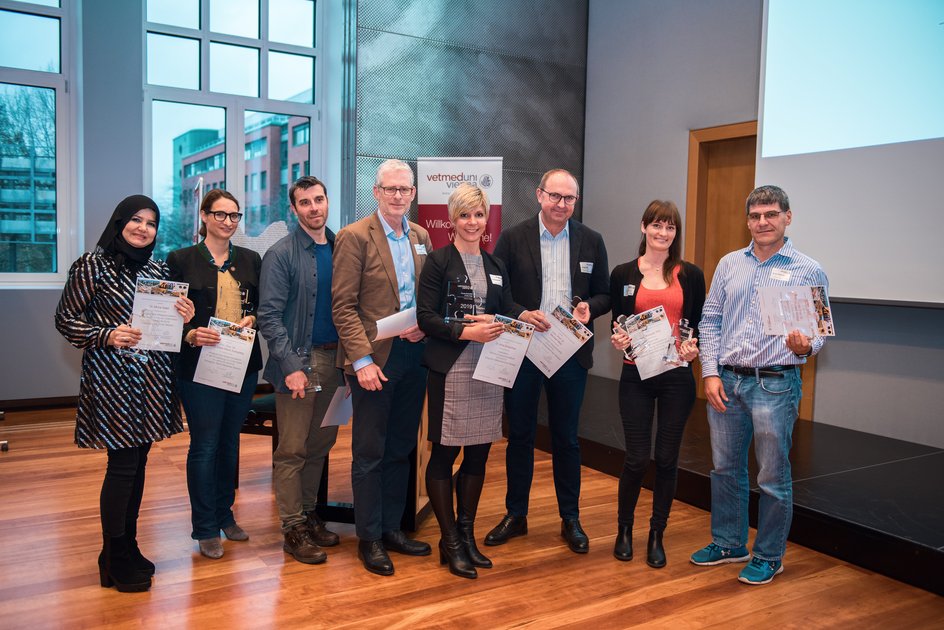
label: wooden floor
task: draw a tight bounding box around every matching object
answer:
[1,408,942,629]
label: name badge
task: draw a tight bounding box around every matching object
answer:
[770,268,791,281]
[414,243,427,255]
[489,274,503,286]
[624,284,635,296]
[579,261,594,273]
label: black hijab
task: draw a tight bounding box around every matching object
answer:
[96,195,160,269]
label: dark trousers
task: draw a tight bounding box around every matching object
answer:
[504,355,587,519]
[101,443,151,537]
[178,372,258,540]
[348,338,427,541]
[617,363,695,532]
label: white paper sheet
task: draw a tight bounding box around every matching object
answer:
[372,307,417,341]
[192,317,256,392]
[620,305,676,380]
[758,285,835,337]
[320,386,353,427]
[130,277,188,352]
[525,305,593,378]
[472,315,535,388]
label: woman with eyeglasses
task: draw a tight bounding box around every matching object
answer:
[55,195,196,592]
[167,189,263,560]
[609,200,705,568]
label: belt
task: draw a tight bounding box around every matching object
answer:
[312,342,338,351]
[721,364,797,378]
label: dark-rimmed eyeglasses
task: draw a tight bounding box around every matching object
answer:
[377,185,414,197]
[747,210,785,223]
[539,188,578,206]
[206,211,243,223]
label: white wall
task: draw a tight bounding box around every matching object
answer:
[582,0,944,448]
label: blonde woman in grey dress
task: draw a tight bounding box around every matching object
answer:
[417,183,517,579]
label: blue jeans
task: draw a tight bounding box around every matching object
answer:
[504,356,587,519]
[707,367,801,561]
[178,372,258,540]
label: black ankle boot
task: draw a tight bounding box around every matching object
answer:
[613,524,633,561]
[439,531,477,579]
[100,534,152,592]
[646,529,666,568]
[456,473,492,568]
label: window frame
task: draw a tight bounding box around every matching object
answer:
[0,0,79,288]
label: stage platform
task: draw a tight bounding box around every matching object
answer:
[534,375,944,596]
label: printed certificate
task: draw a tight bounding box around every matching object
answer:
[193,317,256,392]
[758,285,835,337]
[619,305,676,380]
[320,386,353,428]
[130,278,188,352]
[472,315,535,388]
[372,307,418,341]
[525,305,593,378]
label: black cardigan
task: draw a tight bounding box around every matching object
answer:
[417,244,518,374]
[609,259,706,339]
[166,244,263,382]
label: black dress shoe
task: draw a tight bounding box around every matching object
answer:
[484,515,528,546]
[358,539,394,576]
[561,518,589,554]
[646,529,666,568]
[613,524,633,561]
[382,530,432,556]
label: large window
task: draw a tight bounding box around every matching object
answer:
[0,0,75,284]
[145,0,320,257]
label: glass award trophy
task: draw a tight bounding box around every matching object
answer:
[662,318,694,367]
[444,275,482,324]
[615,313,649,361]
[294,347,322,393]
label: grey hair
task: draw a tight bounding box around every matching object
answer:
[375,159,415,186]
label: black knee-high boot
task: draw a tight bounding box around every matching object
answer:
[99,448,151,591]
[455,473,492,568]
[426,475,476,579]
[125,446,155,575]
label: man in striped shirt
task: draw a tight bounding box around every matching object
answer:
[690,185,828,586]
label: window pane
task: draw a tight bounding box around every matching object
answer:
[146,0,199,29]
[0,11,60,73]
[210,0,259,39]
[151,101,226,259]
[269,51,313,103]
[242,110,309,237]
[147,33,199,89]
[210,43,259,97]
[269,0,314,48]
[22,0,59,7]
[0,83,57,273]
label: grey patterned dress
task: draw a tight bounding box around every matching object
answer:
[55,252,184,449]
[439,253,504,446]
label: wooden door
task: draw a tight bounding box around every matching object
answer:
[684,122,817,420]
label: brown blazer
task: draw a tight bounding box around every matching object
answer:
[332,211,433,373]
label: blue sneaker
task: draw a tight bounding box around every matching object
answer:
[690,542,750,566]
[738,557,784,585]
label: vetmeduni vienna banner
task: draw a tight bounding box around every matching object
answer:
[417,157,502,253]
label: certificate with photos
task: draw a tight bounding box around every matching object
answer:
[618,305,676,380]
[526,305,594,378]
[472,315,535,388]
[758,285,835,337]
[193,317,256,393]
[130,278,188,352]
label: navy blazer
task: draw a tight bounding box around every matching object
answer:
[166,244,263,382]
[417,243,517,374]
[492,215,610,370]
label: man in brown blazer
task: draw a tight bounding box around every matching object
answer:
[332,159,434,576]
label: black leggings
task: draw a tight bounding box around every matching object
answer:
[100,444,150,536]
[426,442,491,481]
[617,364,695,532]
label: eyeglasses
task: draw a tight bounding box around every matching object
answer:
[207,211,243,223]
[377,185,414,197]
[747,210,785,223]
[539,188,578,206]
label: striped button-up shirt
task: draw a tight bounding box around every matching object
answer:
[538,214,571,315]
[700,237,828,378]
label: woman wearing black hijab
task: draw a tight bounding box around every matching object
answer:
[55,195,195,592]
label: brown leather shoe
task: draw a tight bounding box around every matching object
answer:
[283,524,327,564]
[305,510,340,547]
